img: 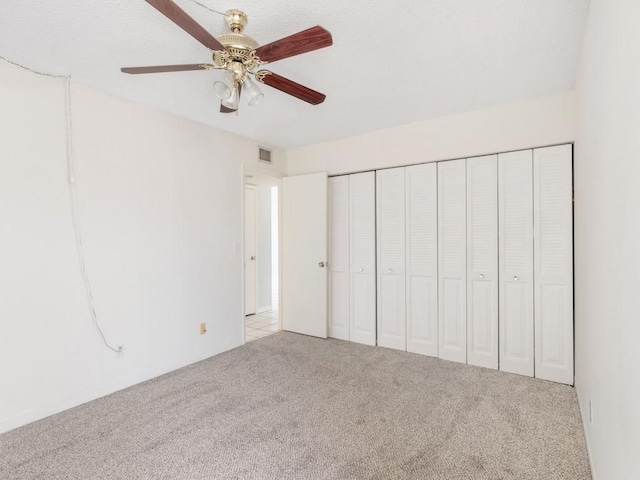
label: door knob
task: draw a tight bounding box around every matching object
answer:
[388,268,393,273]
[359,267,364,272]
[250,256,255,261]
[318,261,326,268]
[479,274,484,279]
[514,275,519,281]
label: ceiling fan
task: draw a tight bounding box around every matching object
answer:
[121,0,333,114]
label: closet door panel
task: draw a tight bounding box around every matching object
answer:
[376,168,406,351]
[498,150,534,377]
[328,176,350,340]
[437,159,466,363]
[466,155,498,369]
[405,164,438,356]
[534,145,573,384]
[349,172,376,346]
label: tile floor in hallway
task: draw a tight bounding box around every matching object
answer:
[245,310,280,342]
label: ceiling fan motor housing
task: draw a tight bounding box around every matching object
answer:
[212,9,262,73]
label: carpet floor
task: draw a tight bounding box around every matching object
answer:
[0,332,591,480]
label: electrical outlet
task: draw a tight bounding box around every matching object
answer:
[200,323,207,335]
[116,344,124,358]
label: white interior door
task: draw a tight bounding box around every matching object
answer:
[281,172,328,338]
[244,185,257,315]
[534,145,574,384]
[376,168,406,351]
[349,172,376,346]
[405,164,438,357]
[438,159,467,363]
[499,150,534,377]
[466,155,499,369]
[328,176,350,340]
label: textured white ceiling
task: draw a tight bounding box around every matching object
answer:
[1,0,589,148]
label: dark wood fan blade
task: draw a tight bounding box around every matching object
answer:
[254,26,332,63]
[144,0,225,51]
[220,84,242,113]
[121,64,213,74]
[257,71,326,105]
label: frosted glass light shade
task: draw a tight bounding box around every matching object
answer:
[243,76,264,107]
[221,85,239,110]
[214,71,235,100]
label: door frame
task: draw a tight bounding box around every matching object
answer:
[241,166,283,344]
[244,184,258,316]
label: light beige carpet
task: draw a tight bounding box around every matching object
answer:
[0,332,591,479]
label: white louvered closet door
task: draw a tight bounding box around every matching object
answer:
[534,145,574,385]
[328,176,350,341]
[466,155,499,369]
[438,159,467,363]
[498,150,534,377]
[405,164,438,357]
[376,168,406,351]
[349,172,377,346]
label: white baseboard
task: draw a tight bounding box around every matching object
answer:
[575,384,598,480]
[256,305,272,314]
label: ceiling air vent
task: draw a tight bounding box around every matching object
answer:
[258,147,272,164]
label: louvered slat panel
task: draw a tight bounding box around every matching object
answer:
[377,169,405,269]
[406,164,438,357]
[498,150,534,377]
[376,168,406,351]
[534,145,573,384]
[349,172,376,346]
[328,176,349,340]
[438,159,466,363]
[466,155,498,370]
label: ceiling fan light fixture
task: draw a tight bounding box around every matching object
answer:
[214,71,235,100]
[122,1,333,115]
[244,76,264,107]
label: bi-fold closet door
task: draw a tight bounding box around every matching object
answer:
[438,160,467,363]
[498,150,535,377]
[376,168,406,350]
[376,165,438,355]
[405,164,438,356]
[328,173,376,345]
[330,144,573,384]
[497,145,574,383]
[466,155,499,370]
[328,176,350,340]
[349,172,376,346]
[533,145,574,385]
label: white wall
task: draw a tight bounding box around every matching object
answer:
[0,60,284,433]
[285,92,576,176]
[574,1,640,478]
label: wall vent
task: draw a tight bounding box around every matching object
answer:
[258,147,272,163]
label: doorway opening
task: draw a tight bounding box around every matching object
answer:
[244,174,280,342]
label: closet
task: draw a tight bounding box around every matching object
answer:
[328,172,376,345]
[327,144,574,384]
